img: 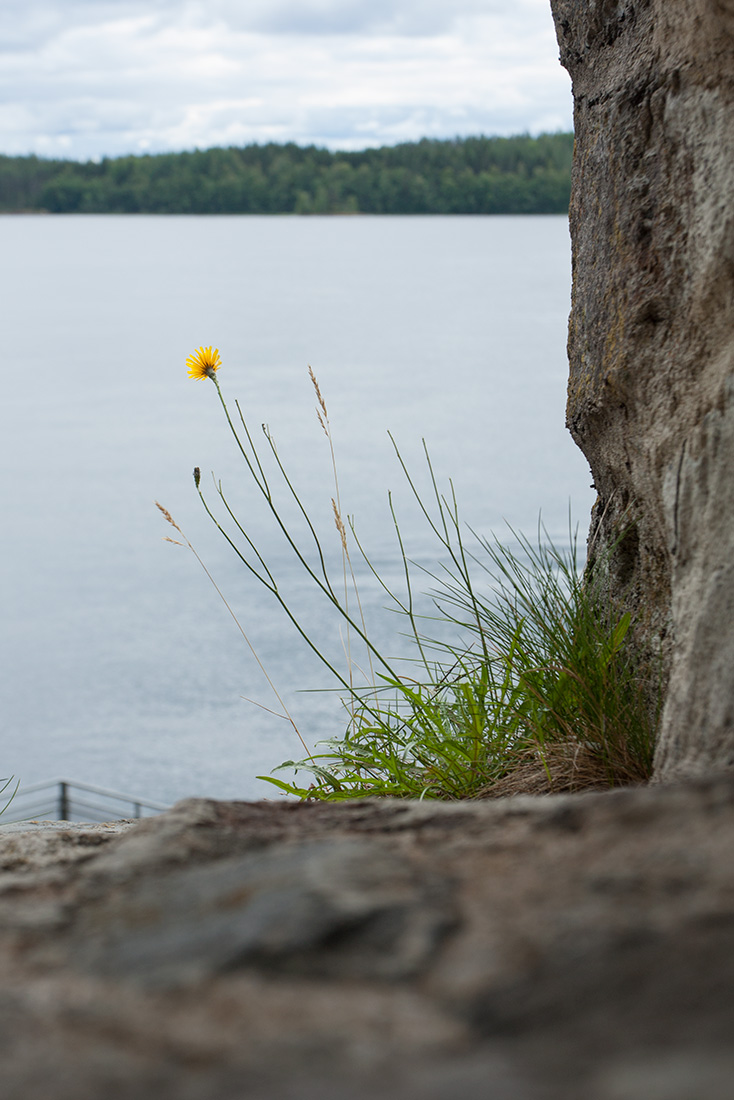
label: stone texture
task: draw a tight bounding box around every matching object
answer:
[549,0,734,777]
[2,782,734,1098]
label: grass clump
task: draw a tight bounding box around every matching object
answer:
[166,354,657,800]
[265,511,655,801]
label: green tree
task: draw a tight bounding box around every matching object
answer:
[4,133,573,215]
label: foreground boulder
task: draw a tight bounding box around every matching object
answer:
[550,0,734,778]
[1,780,734,1099]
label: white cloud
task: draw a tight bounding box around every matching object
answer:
[0,0,571,160]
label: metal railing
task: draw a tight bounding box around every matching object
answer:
[0,778,170,824]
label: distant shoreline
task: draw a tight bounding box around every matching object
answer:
[0,209,568,217]
[0,133,572,216]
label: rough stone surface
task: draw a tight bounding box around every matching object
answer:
[549,0,734,778]
[2,782,734,1098]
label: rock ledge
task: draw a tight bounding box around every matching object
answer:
[1,778,733,1098]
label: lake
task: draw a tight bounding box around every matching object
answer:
[0,214,593,807]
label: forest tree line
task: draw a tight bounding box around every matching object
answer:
[0,133,573,215]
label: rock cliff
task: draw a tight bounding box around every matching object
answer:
[550,0,734,777]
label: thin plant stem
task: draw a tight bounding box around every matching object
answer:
[204,381,408,693]
[194,482,405,727]
[154,501,313,761]
[316,379,377,692]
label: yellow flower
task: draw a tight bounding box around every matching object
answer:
[186,345,221,380]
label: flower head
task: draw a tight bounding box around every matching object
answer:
[186,346,221,381]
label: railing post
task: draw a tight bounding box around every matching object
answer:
[58,781,69,821]
[3,779,167,825]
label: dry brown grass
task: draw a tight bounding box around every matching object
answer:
[474,741,647,799]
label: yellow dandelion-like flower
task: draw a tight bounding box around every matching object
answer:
[186,346,221,381]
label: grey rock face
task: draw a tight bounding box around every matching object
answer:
[72,838,456,985]
[549,0,734,776]
[2,785,734,1098]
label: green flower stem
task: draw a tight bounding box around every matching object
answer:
[206,377,408,695]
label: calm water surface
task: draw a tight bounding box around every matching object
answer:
[1,215,593,805]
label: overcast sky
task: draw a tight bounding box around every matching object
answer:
[0,0,571,161]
